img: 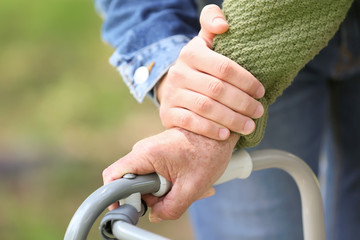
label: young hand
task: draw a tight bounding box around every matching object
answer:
[157,5,265,141]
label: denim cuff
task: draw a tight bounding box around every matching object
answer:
[109,35,190,103]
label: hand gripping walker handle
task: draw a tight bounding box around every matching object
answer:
[64,150,252,240]
[65,149,325,240]
[98,150,253,240]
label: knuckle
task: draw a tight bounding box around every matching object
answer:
[139,139,153,153]
[102,167,112,182]
[132,140,142,151]
[195,96,211,112]
[179,44,196,62]
[167,65,182,81]
[135,138,162,158]
[134,139,158,158]
[159,108,170,128]
[178,112,192,128]
[217,60,231,78]
[133,138,149,152]
[208,80,224,98]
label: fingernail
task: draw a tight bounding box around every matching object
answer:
[150,216,163,223]
[219,128,230,140]
[244,120,255,134]
[212,17,227,26]
[254,104,264,118]
[255,86,265,98]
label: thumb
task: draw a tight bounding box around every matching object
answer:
[148,182,196,222]
[197,187,216,200]
[198,4,229,48]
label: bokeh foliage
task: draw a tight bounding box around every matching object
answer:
[0,0,161,159]
[0,0,191,239]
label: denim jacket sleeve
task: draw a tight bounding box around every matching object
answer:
[95,0,200,103]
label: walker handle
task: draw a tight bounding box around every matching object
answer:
[64,173,161,240]
[65,149,325,240]
[64,150,252,240]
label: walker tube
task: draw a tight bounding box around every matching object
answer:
[111,221,170,240]
[249,149,325,240]
[64,173,160,240]
[215,149,253,185]
[65,149,325,240]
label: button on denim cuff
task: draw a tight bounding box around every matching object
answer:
[109,35,190,103]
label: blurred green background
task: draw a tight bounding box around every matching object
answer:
[0,0,192,239]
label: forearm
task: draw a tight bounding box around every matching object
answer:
[214,0,353,148]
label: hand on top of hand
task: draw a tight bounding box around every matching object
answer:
[157,4,265,141]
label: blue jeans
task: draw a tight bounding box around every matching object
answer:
[189,40,360,239]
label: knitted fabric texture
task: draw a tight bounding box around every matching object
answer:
[213,0,353,149]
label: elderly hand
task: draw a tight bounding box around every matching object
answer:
[102,128,240,222]
[157,5,265,141]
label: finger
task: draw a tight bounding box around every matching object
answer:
[102,150,157,211]
[160,107,230,140]
[196,187,216,200]
[198,4,229,47]
[108,201,120,211]
[183,37,265,99]
[102,160,130,211]
[102,156,138,211]
[142,194,161,208]
[149,182,196,222]
[176,68,264,119]
[147,185,215,222]
[169,89,256,135]
[102,156,134,185]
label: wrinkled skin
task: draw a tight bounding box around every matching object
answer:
[103,128,239,222]
[102,5,262,223]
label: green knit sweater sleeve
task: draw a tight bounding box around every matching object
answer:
[213,0,353,149]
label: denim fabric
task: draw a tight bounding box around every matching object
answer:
[189,66,360,240]
[96,0,360,239]
[108,35,190,102]
[189,2,360,239]
[95,0,200,102]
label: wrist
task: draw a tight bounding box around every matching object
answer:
[170,127,240,151]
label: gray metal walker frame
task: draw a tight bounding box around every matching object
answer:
[64,149,325,240]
